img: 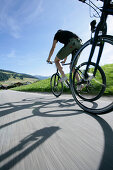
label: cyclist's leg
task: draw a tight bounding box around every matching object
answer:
[54,45,69,78]
[71,46,82,83]
[71,54,83,90]
[54,56,65,77]
[55,38,81,77]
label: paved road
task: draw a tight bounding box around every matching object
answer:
[0,90,113,170]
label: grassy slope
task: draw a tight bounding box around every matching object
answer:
[12,64,113,95]
[102,64,113,94]
[12,78,51,92]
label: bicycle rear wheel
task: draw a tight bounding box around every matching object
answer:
[50,73,63,97]
[73,62,106,102]
[70,35,113,114]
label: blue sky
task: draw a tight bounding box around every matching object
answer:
[0,0,112,76]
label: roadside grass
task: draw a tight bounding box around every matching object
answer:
[12,64,113,95]
[102,64,113,95]
[12,77,71,93]
[12,78,52,92]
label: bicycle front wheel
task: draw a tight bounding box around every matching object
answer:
[70,35,113,114]
[50,73,63,97]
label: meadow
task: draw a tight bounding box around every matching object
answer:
[12,64,113,95]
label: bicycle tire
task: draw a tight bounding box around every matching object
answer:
[50,73,63,97]
[70,35,113,114]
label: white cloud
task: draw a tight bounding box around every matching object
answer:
[7,17,21,39]
[7,50,16,58]
[0,0,43,38]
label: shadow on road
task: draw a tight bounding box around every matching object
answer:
[0,94,113,169]
[32,98,83,117]
[0,97,82,129]
[0,126,60,170]
[88,114,113,170]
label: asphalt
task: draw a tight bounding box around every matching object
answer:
[0,90,113,170]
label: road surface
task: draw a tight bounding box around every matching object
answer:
[0,90,113,170]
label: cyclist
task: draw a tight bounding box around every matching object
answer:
[46,29,82,82]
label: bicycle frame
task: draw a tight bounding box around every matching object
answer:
[84,0,113,78]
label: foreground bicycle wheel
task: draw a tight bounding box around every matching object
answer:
[50,73,63,97]
[70,35,113,114]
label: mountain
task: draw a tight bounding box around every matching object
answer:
[0,69,38,83]
[34,75,50,80]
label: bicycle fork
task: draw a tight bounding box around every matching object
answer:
[84,21,107,79]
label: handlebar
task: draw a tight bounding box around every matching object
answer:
[47,61,54,64]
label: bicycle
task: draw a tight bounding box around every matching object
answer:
[49,60,102,99]
[70,0,113,114]
[49,61,70,97]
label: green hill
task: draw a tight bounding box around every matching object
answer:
[12,64,113,95]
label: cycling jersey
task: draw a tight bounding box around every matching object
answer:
[54,30,79,46]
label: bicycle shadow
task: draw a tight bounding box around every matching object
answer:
[0,94,113,169]
[0,97,83,130]
[87,114,113,170]
[0,126,60,170]
[32,98,83,117]
[32,97,113,170]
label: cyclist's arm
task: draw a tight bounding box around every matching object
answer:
[47,39,57,62]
